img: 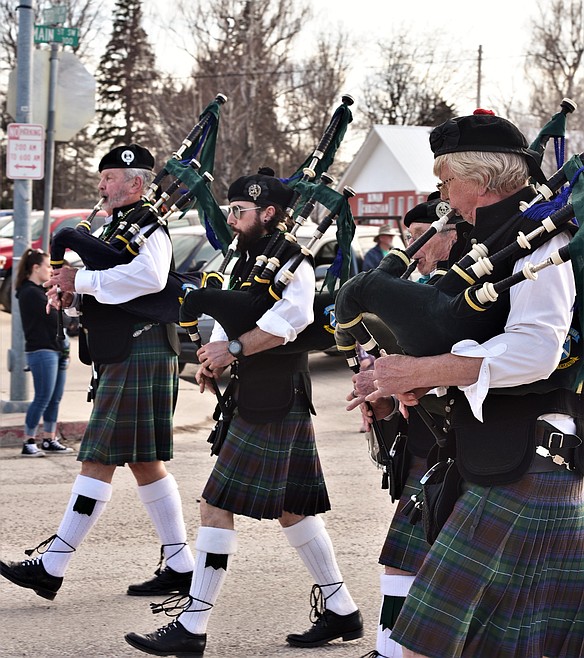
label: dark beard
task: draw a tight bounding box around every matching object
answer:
[236,219,265,254]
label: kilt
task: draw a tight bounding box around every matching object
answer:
[201,392,331,520]
[77,324,178,466]
[391,469,584,658]
[379,454,430,572]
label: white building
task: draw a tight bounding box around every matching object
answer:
[338,125,439,228]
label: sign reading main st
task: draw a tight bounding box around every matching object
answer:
[6,123,45,180]
[34,25,79,47]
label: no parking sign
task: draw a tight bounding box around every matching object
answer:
[6,123,45,180]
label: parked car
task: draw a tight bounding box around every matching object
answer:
[176,224,400,370]
[170,224,222,275]
[0,208,107,312]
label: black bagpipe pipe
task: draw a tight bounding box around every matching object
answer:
[177,92,356,352]
[49,95,229,325]
[297,94,355,182]
[179,185,356,350]
[435,161,582,298]
[334,196,578,362]
[141,93,227,205]
[229,92,355,294]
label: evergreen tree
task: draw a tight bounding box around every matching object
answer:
[93,0,162,152]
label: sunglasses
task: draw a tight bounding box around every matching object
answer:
[228,205,262,220]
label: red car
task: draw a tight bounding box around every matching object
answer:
[0,208,106,312]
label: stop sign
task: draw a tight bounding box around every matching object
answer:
[7,50,96,142]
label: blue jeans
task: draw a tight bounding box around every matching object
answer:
[25,349,69,437]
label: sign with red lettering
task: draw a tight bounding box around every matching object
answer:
[6,123,45,180]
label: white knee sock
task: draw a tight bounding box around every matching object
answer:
[137,474,194,574]
[179,526,237,635]
[282,515,357,616]
[376,573,415,657]
[41,475,112,578]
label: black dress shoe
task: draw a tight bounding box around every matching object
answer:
[127,566,193,597]
[0,557,63,601]
[286,608,364,647]
[125,620,206,657]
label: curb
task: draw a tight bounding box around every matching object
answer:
[0,421,87,449]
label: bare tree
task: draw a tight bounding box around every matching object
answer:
[0,0,108,209]
[280,31,350,179]
[524,0,584,155]
[165,0,349,200]
[359,33,457,129]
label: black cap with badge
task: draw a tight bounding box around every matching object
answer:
[227,167,295,209]
[98,144,155,172]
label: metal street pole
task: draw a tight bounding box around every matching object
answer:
[5,0,35,408]
[41,40,59,251]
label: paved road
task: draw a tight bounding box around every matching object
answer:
[0,311,396,658]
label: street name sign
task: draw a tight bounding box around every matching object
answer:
[6,123,45,180]
[42,5,67,25]
[34,25,79,47]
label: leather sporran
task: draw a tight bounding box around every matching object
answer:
[420,457,462,545]
[370,414,410,503]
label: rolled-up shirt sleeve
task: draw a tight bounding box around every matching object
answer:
[74,228,172,304]
[451,232,576,419]
[256,258,315,342]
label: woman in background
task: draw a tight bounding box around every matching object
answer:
[15,248,72,457]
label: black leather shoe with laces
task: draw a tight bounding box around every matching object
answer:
[0,557,63,600]
[127,566,193,597]
[124,621,206,657]
[286,608,364,647]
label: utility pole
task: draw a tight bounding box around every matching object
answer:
[477,44,483,108]
[41,39,60,251]
[5,0,35,409]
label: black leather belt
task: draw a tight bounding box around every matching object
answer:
[529,420,581,473]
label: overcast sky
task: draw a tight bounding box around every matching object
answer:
[142,0,541,116]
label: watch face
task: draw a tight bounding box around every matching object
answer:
[229,340,242,357]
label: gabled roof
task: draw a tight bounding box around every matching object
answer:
[338,125,439,194]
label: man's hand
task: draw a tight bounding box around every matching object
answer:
[44,267,78,309]
[196,340,236,376]
[345,370,376,411]
[345,368,396,427]
[367,353,430,400]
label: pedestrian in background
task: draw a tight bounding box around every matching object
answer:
[15,247,72,457]
[362,225,400,271]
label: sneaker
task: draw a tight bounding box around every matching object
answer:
[41,439,74,454]
[21,440,45,458]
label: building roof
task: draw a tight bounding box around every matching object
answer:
[338,125,439,194]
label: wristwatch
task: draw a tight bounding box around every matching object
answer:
[227,339,244,359]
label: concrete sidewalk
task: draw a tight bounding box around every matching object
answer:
[0,311,218,450]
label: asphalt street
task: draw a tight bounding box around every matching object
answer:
[0,311,395,658]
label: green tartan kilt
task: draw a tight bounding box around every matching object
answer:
[391,470,584,658]
[202,394,331,520]
[379,454,430,572]
[77,325,178,466]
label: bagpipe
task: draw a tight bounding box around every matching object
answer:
[334,108,584,393]
[178,94,358,354]
[49,94,230,325]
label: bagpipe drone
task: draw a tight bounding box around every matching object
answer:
[49,94,230,326]
[334,99,584,393]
